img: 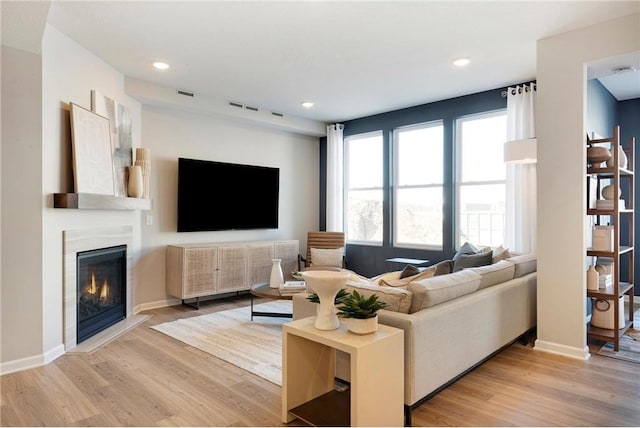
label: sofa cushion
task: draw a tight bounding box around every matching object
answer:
[379,267,436,287]
[407,270,481,313]
[310,247,343,267]
[507,254,537,278]
[434,259,454,276]
[453,250,493,272]
[467,260,515,289]
[344,281,413,314]
[400,264,421,279]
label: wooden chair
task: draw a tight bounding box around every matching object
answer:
[298,231,347,270]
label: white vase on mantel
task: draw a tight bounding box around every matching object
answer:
[269,259,284,289]
[127,165,143,198]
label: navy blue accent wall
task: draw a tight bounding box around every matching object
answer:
[618,98,640,296]
[586,79,618,138]
[322,87,507,277]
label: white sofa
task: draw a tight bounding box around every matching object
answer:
[292,254,537,425]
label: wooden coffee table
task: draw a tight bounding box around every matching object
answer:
[250,282,294,320]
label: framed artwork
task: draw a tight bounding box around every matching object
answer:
[69,103,115,195]
[91,90,133,197]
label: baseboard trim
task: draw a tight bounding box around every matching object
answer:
[0,343,65,376]
[134,297,181,314]
[534,339,591,360]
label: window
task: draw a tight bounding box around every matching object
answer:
[393,121,444,249]
[455,111,507,248]
[345,131,383,244]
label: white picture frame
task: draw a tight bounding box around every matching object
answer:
[91,90,133,197]
[69,103,115,195]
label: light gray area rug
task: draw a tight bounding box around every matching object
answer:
[151,300,292,385]
[596,331,640,364]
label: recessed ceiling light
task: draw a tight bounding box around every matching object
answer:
[453,58,471,67]
[301,101,315,108]
[153,61,170,70]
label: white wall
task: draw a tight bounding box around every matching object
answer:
[535,13,640,359]
[1,45,44,365]
[136,105,320,309]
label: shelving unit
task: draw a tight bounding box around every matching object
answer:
[586,126,635,351]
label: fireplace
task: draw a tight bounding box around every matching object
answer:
[76,245,127,343]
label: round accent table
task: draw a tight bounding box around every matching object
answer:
[249,282,294,320]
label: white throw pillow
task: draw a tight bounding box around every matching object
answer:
[310,247,344,267]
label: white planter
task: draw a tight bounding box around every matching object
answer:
[345,315,378,335]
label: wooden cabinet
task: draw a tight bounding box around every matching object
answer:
[166,240,299,307]
[586,126,635,351]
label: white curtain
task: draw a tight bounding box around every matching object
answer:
[505,83,537,254]
[326,123,344,231]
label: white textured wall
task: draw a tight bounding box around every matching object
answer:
[40,25,143,356]
[535,13,640,359]
[1,45,44,365]
[137,105,319,309]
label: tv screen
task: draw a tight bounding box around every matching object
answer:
[177,157,279,232]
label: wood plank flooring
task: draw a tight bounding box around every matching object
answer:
[1,295,639,427]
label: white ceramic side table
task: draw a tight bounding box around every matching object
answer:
[282,316,404,427]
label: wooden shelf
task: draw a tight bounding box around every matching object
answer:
[53,193,152,210]
[587,282,634,299]
[587,320,633,342]
[586,166,634,176]
[289,390,350,427]
[586,246,634,257]
[587,208,634,216]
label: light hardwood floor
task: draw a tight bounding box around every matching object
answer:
[1,295,639,427]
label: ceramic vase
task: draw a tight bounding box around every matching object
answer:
[269,259,284,289]
[302,270,349,330]
[586,265,599,291]
[135,148,151,198]
[601,184,621,200]
[127,165,143,198]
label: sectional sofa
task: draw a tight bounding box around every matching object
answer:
[292,253,537,425]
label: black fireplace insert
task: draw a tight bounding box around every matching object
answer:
[77,245,126,343]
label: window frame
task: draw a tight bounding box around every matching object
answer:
[391,120,445,250]
[454,109,508,249]
[344,130,384,246]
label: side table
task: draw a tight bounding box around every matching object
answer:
[282,317,404,427]
[249,282,293,320]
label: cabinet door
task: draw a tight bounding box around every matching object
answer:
[276,240,299,279]
[217,245,248,292]
[183,247,218,298]
[248,243,274,286]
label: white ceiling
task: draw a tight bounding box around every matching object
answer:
[6,1,640,123]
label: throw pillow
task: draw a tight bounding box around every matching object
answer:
[491,245,512,263]
[453,241,479,260]
[310,247,344,267]
[399,264,421,279]
[453,250,493,272]
[433,259,454,276]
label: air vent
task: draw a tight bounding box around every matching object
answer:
[229,102,243,108]
[245,105,259,112]
[271,112,284,117]
[177,90,194,97]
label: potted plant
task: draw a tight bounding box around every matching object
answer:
[336,290,388,334]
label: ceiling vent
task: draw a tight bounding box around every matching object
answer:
[229,102,243,108]
[271,112,284,117]
[177,89,194,97]
[245,105,259,112]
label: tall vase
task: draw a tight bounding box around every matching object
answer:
[135,148,151,199]
[301,270,349,330]
[269,259,284,289]
[127,165,143,198]
[587,265,599,291]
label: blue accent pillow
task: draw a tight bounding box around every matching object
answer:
[453,241,479,261]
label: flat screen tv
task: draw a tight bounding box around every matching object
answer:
[177,157,279,232]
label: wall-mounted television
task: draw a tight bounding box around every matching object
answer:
[177,157,279,232]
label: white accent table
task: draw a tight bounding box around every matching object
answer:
[282,316,404,427]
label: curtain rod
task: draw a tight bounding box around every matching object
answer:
[501,82,537,97]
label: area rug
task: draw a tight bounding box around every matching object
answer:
[151,300,292,385]
[596,331,640,364]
